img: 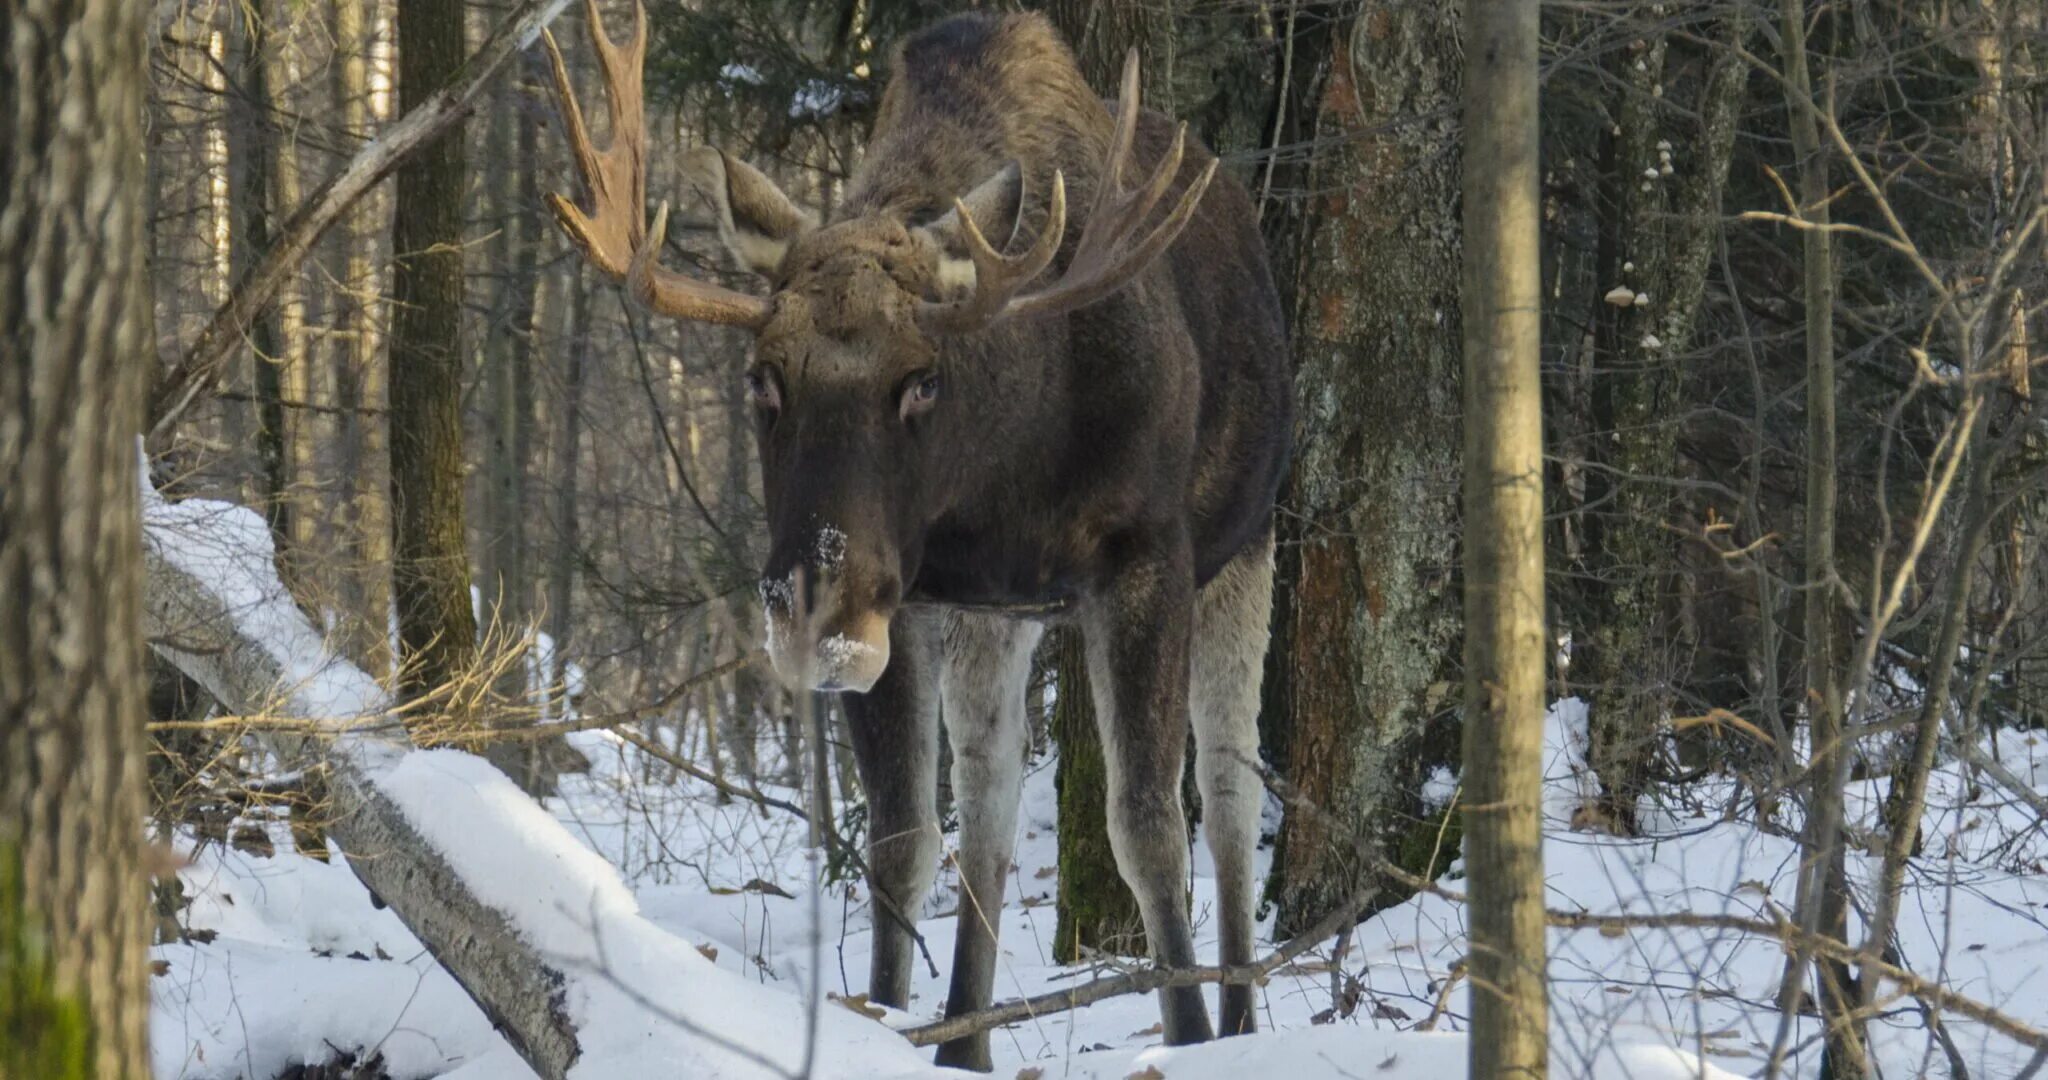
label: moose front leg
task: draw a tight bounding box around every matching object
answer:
[839,614,942,1008]
[932,612,1043,1071]
[1083,538,1216,1047]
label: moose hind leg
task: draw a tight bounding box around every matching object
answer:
[839,613,942,1009]
[1191,531,1274,1036]
[933,612,1042,1071]
[1085,549,1216,1047]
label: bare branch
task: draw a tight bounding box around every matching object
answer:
[147,0,578,449]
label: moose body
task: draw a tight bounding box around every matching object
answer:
[546,5,1289,1068]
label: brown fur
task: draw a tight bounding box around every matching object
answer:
[689,12,1291,1069]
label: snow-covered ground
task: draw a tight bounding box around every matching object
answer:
[147,687,2048,1078]
[140,468,2048,1080]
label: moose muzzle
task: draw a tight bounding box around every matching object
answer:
[759,534,898,693]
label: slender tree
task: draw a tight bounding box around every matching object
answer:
[1461,0,1549,1073]
[0,1,154,1075]
[389,0,480,702]
[331,0,395,679]
[1769,2,1865,1074]
[227,0,292,555]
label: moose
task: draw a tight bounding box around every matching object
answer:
[544,2,1290,1068]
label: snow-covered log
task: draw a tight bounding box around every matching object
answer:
[137,480,939,1079]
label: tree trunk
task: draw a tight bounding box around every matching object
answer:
[0,3,153,1074]
[1266,4,1466,938]
[548,268,589,718]
[389,0,479,702]
[480,56,551,791]
[331,0,395,680]
[1576,9,1753,832]
[1050,629,1143,959]
[228,0,293,559]
[1770,2,1867,1074]
[1460,0,1549,1073]
[139,541,581,1080]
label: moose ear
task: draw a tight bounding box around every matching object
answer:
[915,162,1026,295]
[682,148,818,276]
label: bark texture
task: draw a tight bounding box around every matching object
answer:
[1460,0,1550,1072]
[1577,9,1752,830]
[0,2,153,1075]
[1049,629,1143,959]
[1266,4,1466,937]
[390,0,480,701]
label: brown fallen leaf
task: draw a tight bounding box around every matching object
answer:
[696,942,720,964]
[1016,1069,1046,1080]
[1127,1022,1163,1038]
[1126,1067,1166,1080]
[150,959,172,977]
[829,992,888,1022]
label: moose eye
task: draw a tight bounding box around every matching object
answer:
[899,370,942,421]
[745,367,781,410]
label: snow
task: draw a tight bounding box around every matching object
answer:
[141,455,386,724]
[143,481,2048,1078]
[789,79,845,121]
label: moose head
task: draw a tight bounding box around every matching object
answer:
[542,0,1212,692]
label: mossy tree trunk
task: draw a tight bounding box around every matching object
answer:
[389,0,480,703]
[1,2,153,1074]
[1265,4,1467,938]
[1049,629,1144,958]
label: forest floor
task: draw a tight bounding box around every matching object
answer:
[148,686,2048,1079]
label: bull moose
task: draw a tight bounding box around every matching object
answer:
[543,3,1291,1068]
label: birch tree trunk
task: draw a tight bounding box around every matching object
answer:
[1266,4,1466,937]
[1460,0,1549,1071]
[389,0,480,701]
[0,3,153,1074]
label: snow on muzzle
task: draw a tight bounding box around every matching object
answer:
[759,532,896,693]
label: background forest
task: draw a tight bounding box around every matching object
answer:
[5,0,2047,1077]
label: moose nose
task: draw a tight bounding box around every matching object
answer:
[760,567,895,693]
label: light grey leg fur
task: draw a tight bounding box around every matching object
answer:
[933,611,1043,1071]
[1191,531,1274,1035]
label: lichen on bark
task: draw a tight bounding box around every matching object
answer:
[1264,5,1467,937]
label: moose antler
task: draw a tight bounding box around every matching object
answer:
[917,50,1218,333]
[542,0,771,328]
